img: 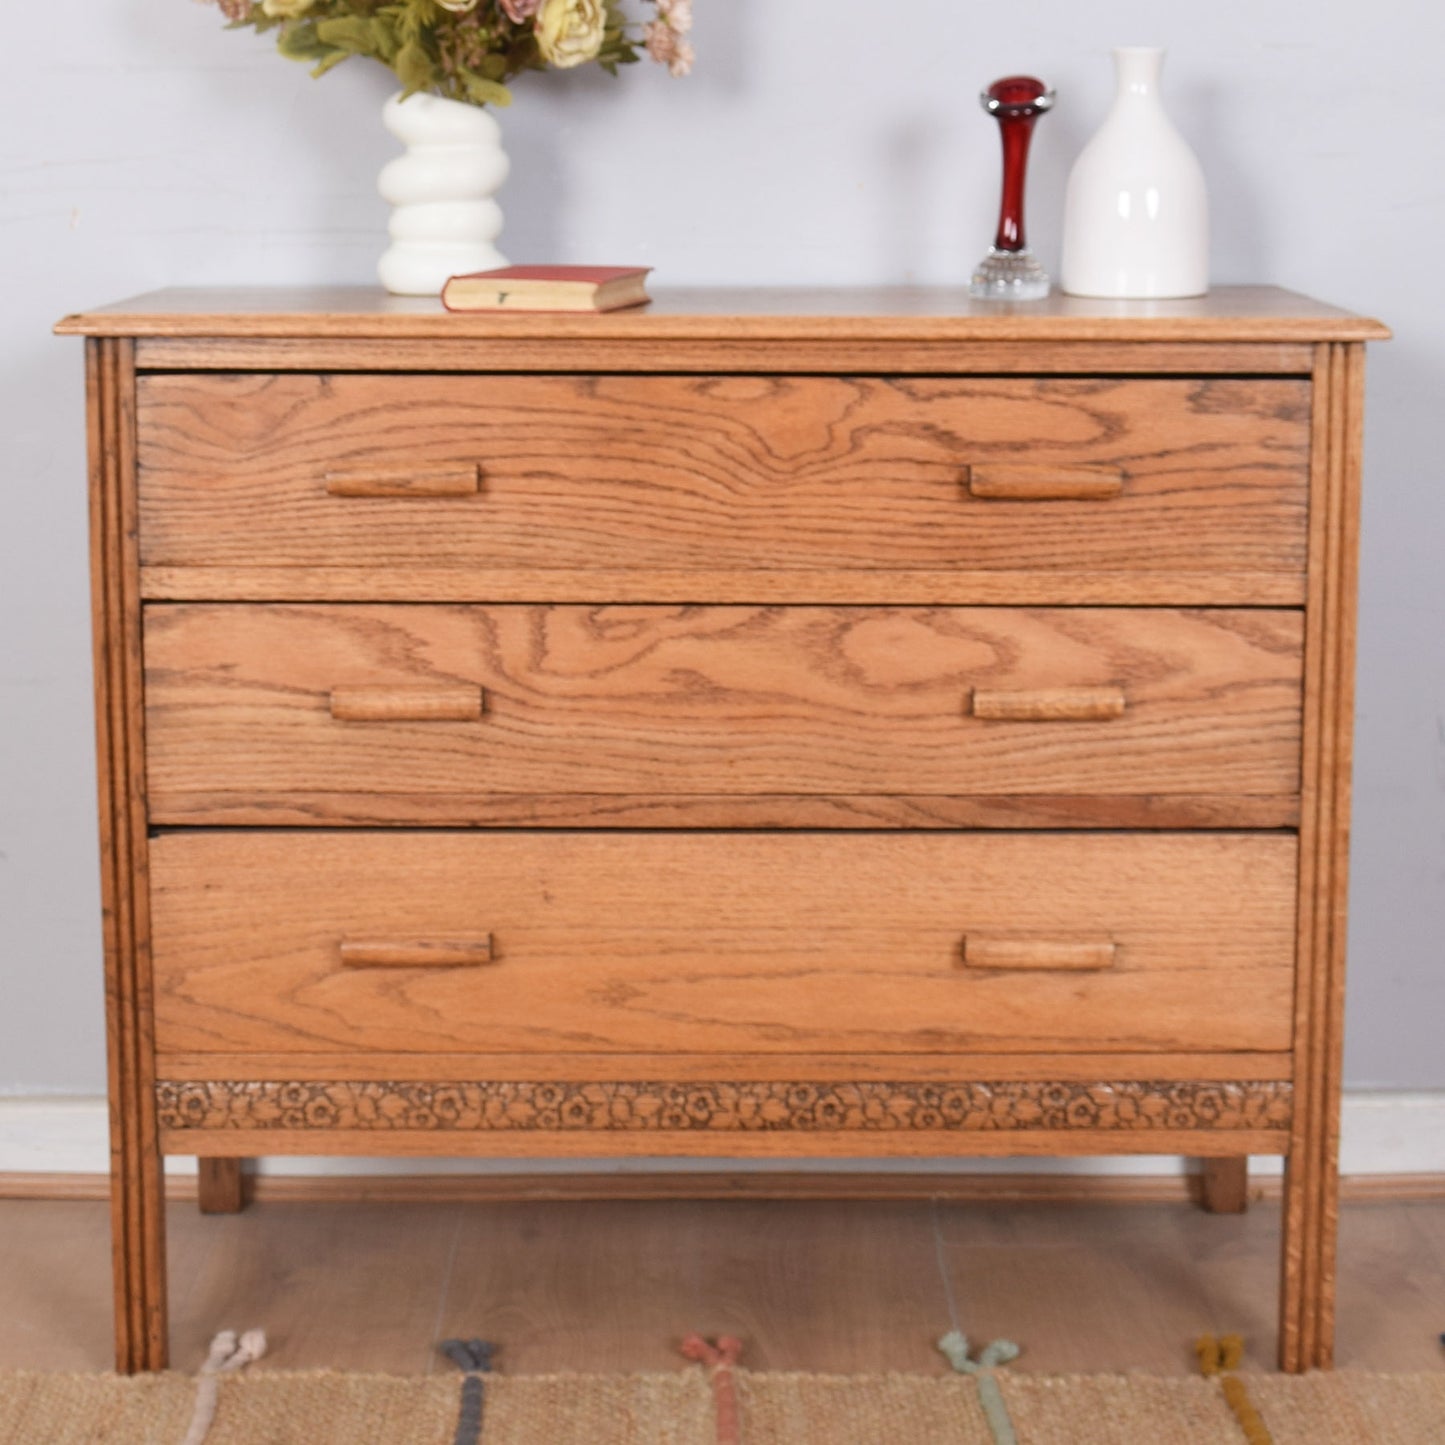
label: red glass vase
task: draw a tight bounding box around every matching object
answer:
[971,75,1054,300]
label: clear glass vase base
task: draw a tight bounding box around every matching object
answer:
[969,248,1051,301]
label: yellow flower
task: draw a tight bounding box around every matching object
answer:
[261,0,313,15]
[535,0,606,69]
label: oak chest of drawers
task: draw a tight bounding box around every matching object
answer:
[58,286,1386,1373]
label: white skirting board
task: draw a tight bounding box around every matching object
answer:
[1,1091,1442,1180]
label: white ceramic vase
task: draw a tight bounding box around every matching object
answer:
[1060,48,1209,299]
[377,91,509,297]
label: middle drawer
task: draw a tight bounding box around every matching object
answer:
[144,603,1303,827]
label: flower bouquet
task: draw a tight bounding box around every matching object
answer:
[201,0,694,293]
[207,0,694,104]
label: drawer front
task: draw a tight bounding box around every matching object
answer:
[143,603,1303,824]
[150,831,1297,1057]
[135,374,1309,593]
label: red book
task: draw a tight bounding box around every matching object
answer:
[441,265,652,314]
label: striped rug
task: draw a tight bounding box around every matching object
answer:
[2,1365,1442,1444]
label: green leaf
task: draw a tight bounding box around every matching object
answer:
[276,21,330,62]
[311,49,353,77]
[371,14,399,60]
[392,0,438,43]
[393,37,436,96]
[378,3,415,46]
[315,17,381,54]
[460,69,513,107]
[230,13,281,33]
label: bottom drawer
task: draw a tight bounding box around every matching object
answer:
[150,831,1296,1058]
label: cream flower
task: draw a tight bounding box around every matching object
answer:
[535,0,606,69]
[260,0,313,15]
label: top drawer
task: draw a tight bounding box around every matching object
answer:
[135,374,1310,604]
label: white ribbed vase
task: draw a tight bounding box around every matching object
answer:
[377,92,508,297]
[1060,48,1209,299]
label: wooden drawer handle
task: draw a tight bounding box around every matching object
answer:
[329,685,485,722]
[963,937,1118,972]
[340,937,494,969]
[965,464,1125,501]
[970,686,1126,722]
[324,465,482,498]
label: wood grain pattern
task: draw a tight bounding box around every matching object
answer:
[64,289,1384,1375]
[88,338,168,1372]
[148,831,1298,1058]
[1279,342,1367,1371]
[154,1078,1293,1137]
[966,464,1124,500]
[134,791,1304,831]
[166,1126,1297,1161]
[128,336,1321,377]
[135,374,1310,589]
[154,1050,1297,1085]
[339,938,495,969]
[328,684,484,723]
[1201,1157,1250,1214]
[969,685,1128,722]
[154,794,1309,833]
[55,283,1391,341]
[138,564,1309,608]
[324,464,480,498]
[962,938,1117,972]
[143,604,1304,826]
[195,1158,245,1215]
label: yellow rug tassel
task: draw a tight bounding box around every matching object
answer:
[1195,1334,1273,1445]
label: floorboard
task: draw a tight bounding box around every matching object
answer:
[0,1195,1440,1375]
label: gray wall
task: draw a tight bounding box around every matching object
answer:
[4,1,1441,1094]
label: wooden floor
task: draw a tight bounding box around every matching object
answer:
[2,1195,1442,1377]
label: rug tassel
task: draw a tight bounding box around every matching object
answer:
[1196,1334,1274,1445]
[438,1338,497,1445]
[680,1333,743,1445]
[937,1330,1020,1445]
[179,1328,267,1445]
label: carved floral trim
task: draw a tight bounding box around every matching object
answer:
[156,1079,1292,1134]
